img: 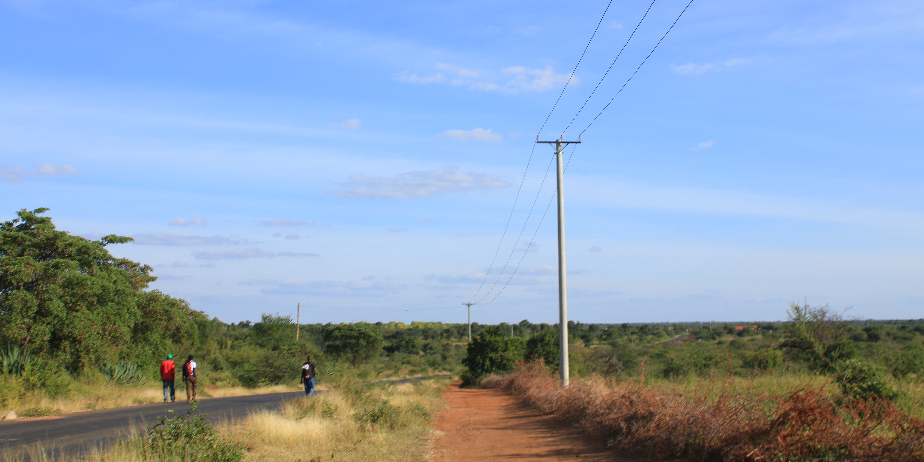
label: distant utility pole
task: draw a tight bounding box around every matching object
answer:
[537,135,580,388]
[463,302,476,341]
[296,303,301,341]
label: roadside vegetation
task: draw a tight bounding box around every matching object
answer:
[466,304,924,461]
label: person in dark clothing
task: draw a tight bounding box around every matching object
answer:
[182,354,197,403]
[300,356,316,396]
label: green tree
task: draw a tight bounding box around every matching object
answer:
[323,323,384,366]
[461,326,524,382]
[525,328,561,368]
[780,301,856,372]
[0,208,201,371]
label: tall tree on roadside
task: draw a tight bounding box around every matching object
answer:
[0,208,201,371]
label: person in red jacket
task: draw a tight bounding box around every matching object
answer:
[160,354,176,403]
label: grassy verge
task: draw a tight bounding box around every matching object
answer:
[64,376,449,462]
[490,362,924,462]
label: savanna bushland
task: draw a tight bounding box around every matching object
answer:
[5,207,924,461]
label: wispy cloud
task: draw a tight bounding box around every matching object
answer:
[284,234,300,239]
[192,249,319,260]
[332,168,509,199]
[671,58,746,75]
[261,219,316,227]
[329,118,361,129]
[169,217,208,226]
[133,232,239,246]
[0,164,83,184]
[694,140,714,150]
[397,63,573,93]
[193,249,274,260]
[437,128,502,142]
[240,278,398,296]
[386,227,409,233]
[589,245,602,253]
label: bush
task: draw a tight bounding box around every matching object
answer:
[1,344,36,375]
[101,362,147,385]
[144,402,244,462]
[836,359,900,401]
[741,348,783,371]
[890,340,924,378]
[462,327,523,383]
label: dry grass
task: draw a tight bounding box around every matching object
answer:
[225,377,447,462]
[498,362,924,462]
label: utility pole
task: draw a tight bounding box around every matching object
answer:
[537,135,580,387]
[296,303,301,341]
[463,303,476,342]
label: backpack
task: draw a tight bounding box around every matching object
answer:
[182,361,191,378]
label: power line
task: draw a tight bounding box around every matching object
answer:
[483,144,579,305]
[560,0,658,136]
[469,0,615,303]
[579,0,696,137]
[477,155,556,304]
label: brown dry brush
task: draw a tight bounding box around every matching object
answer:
[497,362,924,462]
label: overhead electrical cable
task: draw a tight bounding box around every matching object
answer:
[483,144,579,305]
[560,0,658,136]
[476,155,556,304]
[579,0,695,137]
[468,0,615,304]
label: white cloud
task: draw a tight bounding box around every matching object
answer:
[193,248,274,260]
[332,168,509,199]
[35,164,82,176]
[0,164,82,184]
[329,118,361,129]
[261,219,312,227]
[169,217,208,226]
[133,231,237,246]
[694,140,715,150]
[0,165,25,184]
[671,59,746,75]
[284,234,300,239]
[277,251,319,257]
[502,66,573,91]
[437,128,502,142]
[397,64,573,93]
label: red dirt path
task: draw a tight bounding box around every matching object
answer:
[429,383,637,461]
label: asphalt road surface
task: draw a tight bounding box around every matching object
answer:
[0,391,303,460]
[0,375,448,461]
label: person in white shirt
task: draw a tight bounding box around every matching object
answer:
[182,354,198,403]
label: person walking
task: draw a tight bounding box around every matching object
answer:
[182,354,198,403]
[301,356,316,396]
[159,354,176,403]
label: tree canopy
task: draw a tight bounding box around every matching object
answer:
[0,208,204,371]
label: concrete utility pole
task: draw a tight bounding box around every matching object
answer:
[537,135,580,387]
[463,303,476,341]
[296,303,301,341]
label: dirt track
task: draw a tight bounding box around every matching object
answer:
[429,383,636,461]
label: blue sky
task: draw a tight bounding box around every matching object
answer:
[2,0,922,324]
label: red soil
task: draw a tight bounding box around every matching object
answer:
[429,382,635,461]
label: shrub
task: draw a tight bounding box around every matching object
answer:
[498,362,924,462]
[890,340,924,378]
[144,402,244,462]
[101,362,147,385]
[0,344,36,375]
[836,359,899,401]
[462,327,522,383]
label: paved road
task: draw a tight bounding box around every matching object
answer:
[0,391,303,460]
[0,375,448,461]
